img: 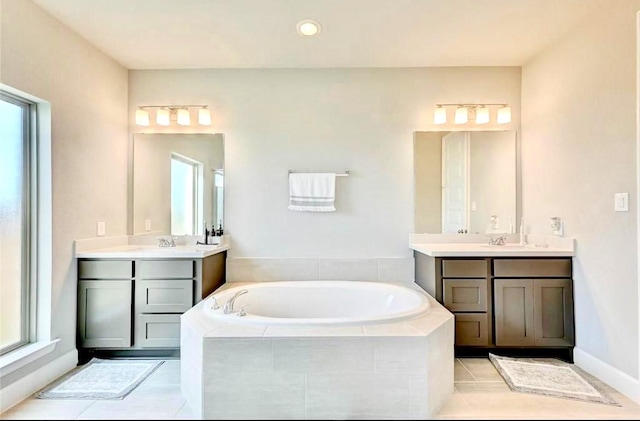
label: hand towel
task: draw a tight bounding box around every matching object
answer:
[288,173,336,212]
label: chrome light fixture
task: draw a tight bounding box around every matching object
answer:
[156,108,171,126]
[135,108,150,126]
[433,105,447,125]
[135,105,212,126]
[198,106,212,125]
[433,103,512,125]
[475,106,490,124]
[177,108,190,126]
[497,105,512,124]
[454,106,468,124]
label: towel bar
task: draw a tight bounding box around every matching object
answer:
[288,170,350,177]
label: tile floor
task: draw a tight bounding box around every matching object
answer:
[3,357,640,420]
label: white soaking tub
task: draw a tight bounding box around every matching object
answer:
[202,281,431,325]
[181,281,454,420]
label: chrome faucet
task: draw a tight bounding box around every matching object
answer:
[223,289,248,314]
[488,236,507,246]
[158,236,176,247]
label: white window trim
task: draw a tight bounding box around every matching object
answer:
[0,85,55,376]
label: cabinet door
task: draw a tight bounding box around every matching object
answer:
[533,278,574,346]
[494,279,534,346]
[454,313,489,346]
[443,279,487,312]
[137,314,181,348]
[78,280,132,348]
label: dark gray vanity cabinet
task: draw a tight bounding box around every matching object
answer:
[77,251,226,353]
[493,259,574,347]
[441,259,491,346]
[414,252,574,356]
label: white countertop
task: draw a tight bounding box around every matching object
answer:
[410,242,574,257]
[75,243,230,259]
[74,234,231,259]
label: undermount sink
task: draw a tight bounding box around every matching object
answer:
[482,243,530,249]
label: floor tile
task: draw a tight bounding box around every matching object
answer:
[0,397,96,420]
[3,357,640,420]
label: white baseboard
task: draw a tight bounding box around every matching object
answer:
[574,347,640,403]
[0,348,78,413]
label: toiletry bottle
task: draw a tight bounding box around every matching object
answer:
[217,221,224,237]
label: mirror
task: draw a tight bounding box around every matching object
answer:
[413,130,518,234]
[132,133,224,236]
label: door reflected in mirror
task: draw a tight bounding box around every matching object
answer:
[414,131,517,234]
[133,133,224,236]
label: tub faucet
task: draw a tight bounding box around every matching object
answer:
[223,289,248,314]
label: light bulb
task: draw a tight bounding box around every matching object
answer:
[433,106,447,124]
[297,19,321,36]
[454,106,468,124]
[177,108,190,126]
[497,106,511,124]
[135,108,149,126]
[475,106,490,124]
[198,107,211,125]
[156,108,170,126]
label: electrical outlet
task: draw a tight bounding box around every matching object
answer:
[97,221,106,237]
[615,193,629,212]
[145,219,152,231]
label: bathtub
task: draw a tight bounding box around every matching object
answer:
[203,281,431,325]
[181,280,454,420]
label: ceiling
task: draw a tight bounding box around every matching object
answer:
[32,0,610,70]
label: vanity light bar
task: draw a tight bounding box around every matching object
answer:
[433,103,511,125]
[135,105,211,126]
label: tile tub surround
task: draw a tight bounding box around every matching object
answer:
[180,282,454,420]
[226,257,415,283]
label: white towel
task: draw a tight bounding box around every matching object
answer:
[288,173,336,212]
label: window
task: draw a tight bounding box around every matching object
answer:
[170,154,200,235]
[0,91,35,356]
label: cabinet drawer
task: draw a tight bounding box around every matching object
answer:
[493,259,571,277]
[443,279,487,312]
[137,260,194,279]
[135,279,193,313]
[442,259,487,277]
[79,260,132,279]
[454,313,489,346]
[137,314,181,348]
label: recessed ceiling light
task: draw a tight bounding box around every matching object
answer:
[296,19,321,37]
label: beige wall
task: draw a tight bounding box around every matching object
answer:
[0,0,128,386]
[129,67,521,257]
[522,2,640,380]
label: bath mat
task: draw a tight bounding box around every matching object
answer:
[489,353,619,406]
[36,358,163,400]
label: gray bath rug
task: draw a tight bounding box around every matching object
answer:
[36,358,164,400]
[488,353,619,406]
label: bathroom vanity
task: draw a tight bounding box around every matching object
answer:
[411,234,576,361]
[75,243,228,359]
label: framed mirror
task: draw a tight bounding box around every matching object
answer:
[413,130,518,234]
[132,133,224,236]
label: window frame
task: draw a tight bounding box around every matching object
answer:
[0,90,37,356]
